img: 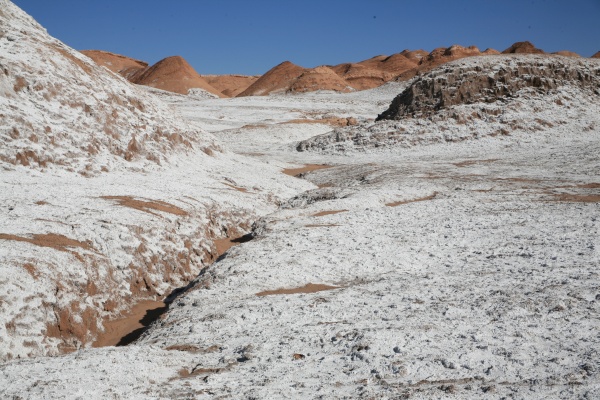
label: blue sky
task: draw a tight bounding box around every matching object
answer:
[12,0,600,75]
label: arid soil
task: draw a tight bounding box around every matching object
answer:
[132,56,224,97]
[83,42,599,98]
[203,74,260,97]
[80,50,148,79]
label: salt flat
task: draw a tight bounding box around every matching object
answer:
[3,64,600,399]
[1,1,599,397]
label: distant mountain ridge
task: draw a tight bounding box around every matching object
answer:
[82,42,599,97]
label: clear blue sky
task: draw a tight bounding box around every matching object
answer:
[12,0,600,75]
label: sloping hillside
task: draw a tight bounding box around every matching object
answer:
[131,55,224,97]
[0,0,309,360]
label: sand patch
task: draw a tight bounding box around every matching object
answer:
[386,192,438,207]
[283,164,332,177]
[453,159,499,167]
[0,233,92,252]
[311,210,348,217]
[101,196,187,217]
[93,300,166,347]
[256,283,341,297]
[223,182,249,193]
[214,234,253,259]
[552,193,600,203]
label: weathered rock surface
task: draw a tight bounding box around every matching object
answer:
[378,55,600,120]
[298,55,600,152]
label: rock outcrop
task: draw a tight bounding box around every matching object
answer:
[377,55,600,120]
[297,55,600,152]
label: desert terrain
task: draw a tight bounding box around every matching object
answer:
[1,1,599,398]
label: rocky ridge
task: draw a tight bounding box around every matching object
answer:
[377,55,600,120]
[297,55,600,152]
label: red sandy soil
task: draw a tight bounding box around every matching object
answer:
[502,41,545,54]
[204,74,260,97]
[282,164,332,176]
[85,42,592,97]
[288,66,352,93]
[0,233,92,252]
[552,50,581,58]
[453,159,499,167]
[93,300,166,347]
[132,56,225,97]
[239,62,354,96]
[553,194,600,202]
[238,61,306,97]
[93,232,251,348]
[311,210,348,217]
[80,50,148,80]
[385,192,438,207]
[101,196,188,216]
[256,283,341,297]
[482,48,501,55]
[328,63,393,90]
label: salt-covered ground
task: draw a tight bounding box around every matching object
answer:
[2,68,600,398]
[1,2,599,396]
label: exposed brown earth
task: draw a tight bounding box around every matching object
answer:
[238,62,353,96]
[552,50,581,58]
[238,61,306,96]
[386,192,438,207]
[0,233,93,252]
[92,300,166,347]
[482,48,501,55]
[502,41,545,54]
[80,50,148,80]
[204,74,260,97]
[132,56,224,97]
[552,194,600,202]
[282,164,332,177]
[328,63,393,90]
[100,196,188,217]
[311,210,348,217]
[256,283,341,297]
[84,42,594,98]
[289,66,352,93]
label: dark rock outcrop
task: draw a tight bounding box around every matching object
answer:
[377,55,600,121]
